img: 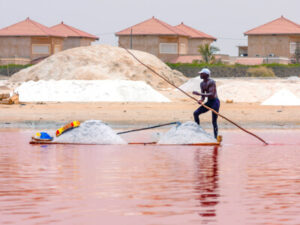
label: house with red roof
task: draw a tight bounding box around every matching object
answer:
[0,18,98,65]
[0,17,65,64]
[50,22,98,50]
[175,22,216,55]
[116,17,216,62]
[243,16,300,60]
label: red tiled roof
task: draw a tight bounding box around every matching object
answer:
[51,22,99,40]
[245,16,300,35]
[0,17,64,37]
[175,23,216,40]
[235,57,264,65]
[116,17,188,36]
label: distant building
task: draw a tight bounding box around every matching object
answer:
[116,17,216,62]
[0,17,64,64]
[175,22,216,55]
[244,16,300,59]
[0,18,98,65]
[237,46,248,57]
[50,22,98,50]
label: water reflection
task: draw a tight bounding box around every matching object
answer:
[194,146,219,220]
[1,129,300,225]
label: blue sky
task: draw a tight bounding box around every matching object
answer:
[0,0,299,56]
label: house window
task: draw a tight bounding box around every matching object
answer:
[54,45,62,53]
[32,44,50,54]
[290,42,300,54]
[159,43,178,54]
[179,43,187,54]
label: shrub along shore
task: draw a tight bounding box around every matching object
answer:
[0,64,32,76]
[1,63,300,78]
[167,63,300,78]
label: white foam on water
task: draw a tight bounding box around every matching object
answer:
[54,120,127,144]
[158,121,216,144]
[261,89,300,106]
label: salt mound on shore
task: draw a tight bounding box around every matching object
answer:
[54,120,126,144]
[15,80,170,102]
[217,81,272,103]
[287,76,300,82]
[179,78,272,103]
[179,78,300,103]
[261,89,300,106]
[158,121,216,144]
[10,45,186,89]
[179,76,201,92]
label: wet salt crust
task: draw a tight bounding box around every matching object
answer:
[15,80,170,102]
[54,120,126,144]
[158,121,216,144]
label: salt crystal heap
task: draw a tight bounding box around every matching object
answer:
[158,121,216,144]
[179,78,300,103]
[10,45,186,89]
[54,120,126,144]
[261,89,300,106]
[15,80,170,102]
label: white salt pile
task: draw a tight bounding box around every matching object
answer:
[287,76,300,82]
[158,121,216,144]
[217,81,272,103]
[10,45,186,89]
[179,78,300,103]
[261,89,300,106]
[179,78,272,103]
[179,76,201,92]
[15,80,170,102]
[54,120,126,144]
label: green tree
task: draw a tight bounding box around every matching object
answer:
[294,44,300,63]
[198,43,220,64]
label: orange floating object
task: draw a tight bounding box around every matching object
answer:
[56,121,80,137]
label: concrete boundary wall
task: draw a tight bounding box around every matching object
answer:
[169,65,300,78]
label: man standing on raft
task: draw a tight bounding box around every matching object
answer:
[192,68,220,138]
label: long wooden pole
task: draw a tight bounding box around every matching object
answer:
[120,44,268,145]
[117,122,179,135]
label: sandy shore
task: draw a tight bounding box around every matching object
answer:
[1,77,300,129]
[1,99,300,129]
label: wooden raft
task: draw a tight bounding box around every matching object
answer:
[29,139,221,146]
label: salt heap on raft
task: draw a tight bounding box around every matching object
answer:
[54,120,126,144]
[158,121,217,144]
[51,120,216,145]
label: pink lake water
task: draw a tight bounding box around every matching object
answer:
[1,129,300,225]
